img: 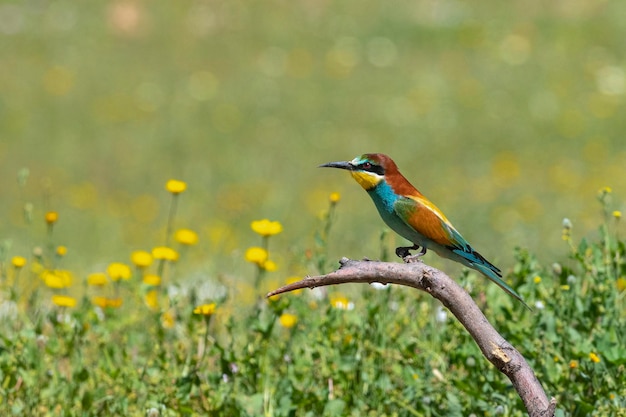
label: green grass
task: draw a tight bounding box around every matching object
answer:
[1,1,626,415]
[0,186,625,416]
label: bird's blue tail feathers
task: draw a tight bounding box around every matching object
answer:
[450,246,530,310]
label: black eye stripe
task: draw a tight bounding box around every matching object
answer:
[359,162,384,176]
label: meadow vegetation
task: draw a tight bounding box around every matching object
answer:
[0,180,624,416]
[1,1,626,416]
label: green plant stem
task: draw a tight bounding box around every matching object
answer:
[165,194,179,247]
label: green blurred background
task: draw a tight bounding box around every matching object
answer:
[1,0,625,277]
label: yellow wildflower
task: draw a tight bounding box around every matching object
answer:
[613,210,622,219]
[45,211,59,225]
[599,186,612,195]
[533,276,542,284]
[193,303,217,316]
[165,179,187,194]
[143,274,161,286]
[52,295,76,308]
[617,277,626,292]
[245,246,268,265]
[87,272,108,286]
[11,256,27,268]
[106,297,123,308]
[251,219,283,237]
[107,262,132,281]
[131,250,153,268]
[152,246,179,261]
[262,259,278,272]
[92,296,108,308]
[279,313,298,328]
[560,285,570,291]
[145,290,159,310]
[92,296,123,308]
[330,294,353,310]
[589,352,601,363]
[42,270,72,288]
[329,192,341,203]
[174,228,199,245]
[569,360,578,369]
[161,311,175,328]
[56,246,68,257]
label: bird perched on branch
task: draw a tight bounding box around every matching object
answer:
[320,153,527,307]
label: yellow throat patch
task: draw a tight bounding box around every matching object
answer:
[350,171,382,190]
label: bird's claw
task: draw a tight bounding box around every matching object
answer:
[395,248,410,259]
[395,244,417,259]
[396,244,427,263]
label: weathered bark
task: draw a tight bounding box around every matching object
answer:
[267,257,557,417]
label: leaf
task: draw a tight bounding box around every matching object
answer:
[81,390,94,410]
[323,399,346,416]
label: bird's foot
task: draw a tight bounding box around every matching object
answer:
[395,244,418,259]
[395,244,427,263]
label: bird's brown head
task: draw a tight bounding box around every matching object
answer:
[320,153,397,190]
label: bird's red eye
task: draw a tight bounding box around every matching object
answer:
[362,162,371,170]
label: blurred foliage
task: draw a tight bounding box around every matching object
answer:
[1,0,625,271]
[1,1,626,415]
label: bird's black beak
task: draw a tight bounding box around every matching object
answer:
[319,161,353,171]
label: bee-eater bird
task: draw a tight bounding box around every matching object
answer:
[320,153,527,307]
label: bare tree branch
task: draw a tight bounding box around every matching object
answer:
[267,257,557,417]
